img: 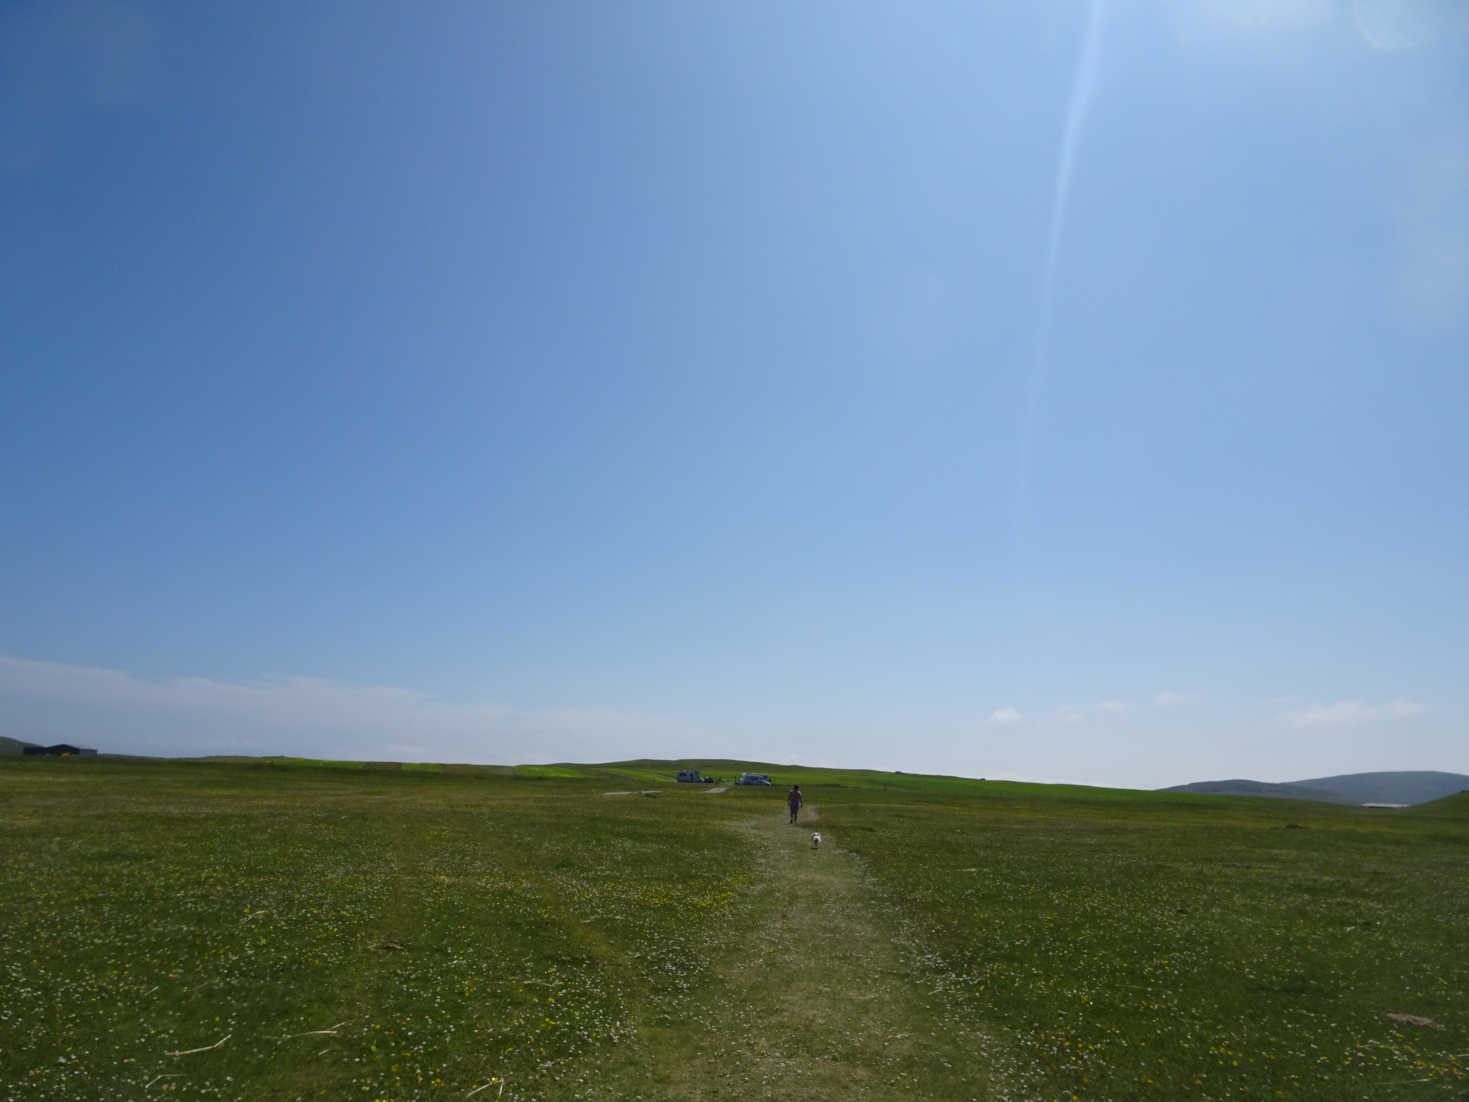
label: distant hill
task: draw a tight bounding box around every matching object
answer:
[1293,771,1469,805]
[1162,770,1469,807]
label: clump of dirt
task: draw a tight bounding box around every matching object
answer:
[1385,1012,1443,1029]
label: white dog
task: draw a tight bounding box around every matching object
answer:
[810,831,822,849]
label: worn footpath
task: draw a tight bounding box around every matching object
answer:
[608,805,1004,1101]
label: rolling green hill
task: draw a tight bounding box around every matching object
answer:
[1414,789,1469,818]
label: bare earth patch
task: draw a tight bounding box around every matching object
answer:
[1385,1012,1443,1029]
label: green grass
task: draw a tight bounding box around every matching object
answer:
[820,785,1469,1100]
[1,759,759,1099]
[511,765,589,780]
[2,756,1464,1100]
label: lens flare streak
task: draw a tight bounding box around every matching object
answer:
[1016,0,1106,520]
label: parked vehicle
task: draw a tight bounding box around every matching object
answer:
[736,772,772,786]
[676,770,705,783]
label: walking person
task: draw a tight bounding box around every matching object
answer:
[787,784,803,824]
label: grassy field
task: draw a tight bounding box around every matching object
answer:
[1,757,1464,1101]
[819,786,1469,1100]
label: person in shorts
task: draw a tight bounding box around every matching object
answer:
[788,785,803,824]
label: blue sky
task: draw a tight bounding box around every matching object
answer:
[3,0,1466,788]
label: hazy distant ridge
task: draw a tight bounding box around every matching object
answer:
[1161,770,1469,806]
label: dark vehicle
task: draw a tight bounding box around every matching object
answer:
[736,772,772,786]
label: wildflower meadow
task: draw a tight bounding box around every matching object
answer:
[1,757,1464,1100]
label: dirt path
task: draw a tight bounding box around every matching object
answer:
[627,807,1000,1100]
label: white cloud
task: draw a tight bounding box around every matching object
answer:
[0,653,708,763]
[987,707,1023,727]
[1281,698,1427,729]
[1287,700,1376,728]
[1056,706,1083,724]
[1385,698,1426,719]
[1096,699,1130,714]
[1154,690,1184,708]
